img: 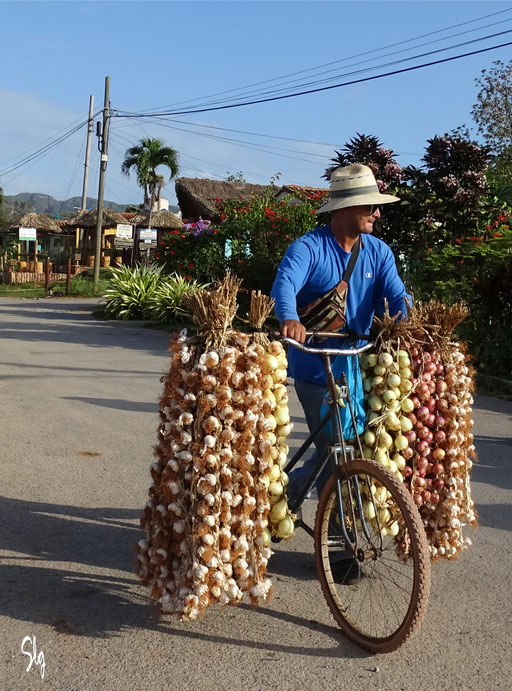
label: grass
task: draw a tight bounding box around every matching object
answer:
[0,282,46,298]
[0,267,114,299]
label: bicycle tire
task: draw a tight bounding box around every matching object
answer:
[314,458,430,654]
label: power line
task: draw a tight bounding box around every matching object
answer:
[113,38,512,118]
[137,24,512,112]
[131,7,512,114]
[0,114,99,178]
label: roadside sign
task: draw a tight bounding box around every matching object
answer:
[19,227,37,241]
[116,223,133,239]
[114,237,134,248]
[139,228,157,241]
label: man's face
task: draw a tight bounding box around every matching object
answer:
[334,204,381,234]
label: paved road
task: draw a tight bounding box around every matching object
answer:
[0,298,511,691]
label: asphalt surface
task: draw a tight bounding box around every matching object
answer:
[0,298,511,691]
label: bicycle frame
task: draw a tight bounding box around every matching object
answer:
[282,334,384,554]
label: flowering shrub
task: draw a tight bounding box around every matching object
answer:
[412,209,512,377]
[157,219,225,282]
[216,188,325,294]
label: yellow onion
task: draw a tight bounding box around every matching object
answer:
[277,515,294,539]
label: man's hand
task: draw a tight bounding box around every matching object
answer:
[280,319,307,344]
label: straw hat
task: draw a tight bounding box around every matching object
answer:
[316,163,399,214]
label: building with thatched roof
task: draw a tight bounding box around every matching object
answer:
[275,184,328,204]
[0,212,76,270]
[68,207,128,228]
[131,209,183,230]
[9,212,62,233]
[175,177,268,222]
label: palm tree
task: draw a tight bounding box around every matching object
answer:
[121,137,179,213]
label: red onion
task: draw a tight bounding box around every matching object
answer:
[432,477,445,490]
[436,380,448,393]
[408,412,417,425]
[427,398,437,412]
[422,490,432,503]
[422,372,432,383]
[424,361,436,374]
[402,447,414,460]
[417,457,428,471]
[428,381,436,394]
[418,405,430,421]
[435,415,446,428]
[425,478,433,490]
[413,493,423,506]
[432,462,444,475]
[417,440,430,455]
[434,430,446,444]
[423,352,431,363]
[430,491,440,504]
[417,468,426,478]
[426,463,433,474]
[401,465,413,478]
[436,364,444,375]
[430,350,438,362]
[411,396,420,409]
[404,430,417,443]
[426,413,436,427]
[414,476,426,487]
[410,347,419,358]
[425,431,434,444]
[417,426,429,440]
[416,383,430,398]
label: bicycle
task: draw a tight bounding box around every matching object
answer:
[277,332,431,654]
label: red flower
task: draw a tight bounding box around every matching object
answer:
[426,248,432,252]
[160,241,164,245]
[189,263,194,268]
[493,232,503,238]
[220,214,226,221]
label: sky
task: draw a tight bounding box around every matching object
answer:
[1,0,511,208]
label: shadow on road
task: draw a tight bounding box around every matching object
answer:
[0,300,173,356]
[63,396,159,413]
[1,497,141,573]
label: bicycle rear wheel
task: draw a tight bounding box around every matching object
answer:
[314,458,430,653]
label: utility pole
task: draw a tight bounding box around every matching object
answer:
[81,95,94,211]
[93,76,110,292]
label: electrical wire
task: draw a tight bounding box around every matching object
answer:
[112,38,512,118]
[131,7,512,114]
[0,114,99,178]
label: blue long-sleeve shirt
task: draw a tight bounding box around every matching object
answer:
[271,225,410,386]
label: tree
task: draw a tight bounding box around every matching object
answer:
[471,59,512,154]
[121,138,179,212]
[323,133,402,191]
[225,171,246,183]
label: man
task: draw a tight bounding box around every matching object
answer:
[271,163,410,504]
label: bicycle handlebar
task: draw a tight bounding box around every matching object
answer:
[283,337,375,357]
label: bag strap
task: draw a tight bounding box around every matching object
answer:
[332,236,361,295]
[342,235,361,283]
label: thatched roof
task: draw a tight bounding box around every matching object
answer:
[10,212,62,233]
[131,209,183,229]
[68,207,127,228]
[175,177,268,222]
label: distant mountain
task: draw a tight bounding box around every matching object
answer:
[4,193,181,218]
[4,193,135,217]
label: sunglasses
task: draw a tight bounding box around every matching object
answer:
[362,204,381,215]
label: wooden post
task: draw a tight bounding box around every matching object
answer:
[45,257,50,291]
[66,258,72,295]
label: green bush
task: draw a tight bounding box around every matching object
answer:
[144,273,206,323]
[102,264,203,322]
[103,264,164,320]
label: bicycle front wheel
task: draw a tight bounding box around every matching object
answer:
[314,458,430,653]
